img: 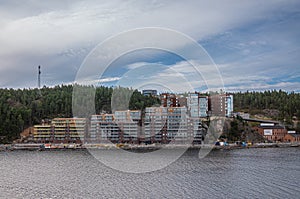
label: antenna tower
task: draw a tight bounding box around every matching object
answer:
[38,65,41,88]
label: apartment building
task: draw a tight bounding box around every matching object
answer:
[142,89,158,97]
[33,118,86,143]
[89,110,141,144]
[187,92,208,118]
[144,106,204,144]
[209,94,233,117]
[160,93,178,107]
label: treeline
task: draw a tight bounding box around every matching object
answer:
[0,85,160,143]
[1,87,299,143]
[233,90,300,123]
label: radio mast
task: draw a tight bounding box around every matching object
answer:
[38,65,41,88]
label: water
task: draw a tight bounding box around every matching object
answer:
[0,148,299,198]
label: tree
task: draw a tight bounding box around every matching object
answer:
[0,85,161,143]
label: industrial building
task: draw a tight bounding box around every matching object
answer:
[283,133,300,142]
[253,123,287,142]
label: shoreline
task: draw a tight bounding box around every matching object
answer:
[1,142,299,151]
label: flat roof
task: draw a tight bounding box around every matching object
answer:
[258,125,285,129]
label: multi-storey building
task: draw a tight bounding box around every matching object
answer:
[166,107,188,144]
[160,93,178,107]
[33,124,52,142]
[226,94,234,117]
[199,96,208,117]
[187,92,208,118]
[114,110,141,143]
[144,106,203,144]
[89,114,119,143]
[209,94,233,117]
[159,92,233,118]
[187,93,199,118]
[188,118,205,144]
[33,110,206,145]
[33,91,234,145]
[33,118,86,143]
[142,89,158,97]
[144,107,168,143]
[178,96,187,107]
[52,118,86,142]
[89,110,141,144]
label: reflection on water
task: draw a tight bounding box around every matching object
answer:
[0,148,299,198]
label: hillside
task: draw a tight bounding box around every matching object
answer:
[0,85,160,143]
[1,87,299,144]
[233,90,300,126]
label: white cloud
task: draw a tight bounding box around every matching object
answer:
[115,60,224,93]
[0,0,299,89]
[126,62,151,70]
[97,77,121,83]
[225,82,300,93]
[116,56,300,93]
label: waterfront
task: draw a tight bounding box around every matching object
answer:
[0,148,299,198]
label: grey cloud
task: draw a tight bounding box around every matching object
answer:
[0,0,299,89]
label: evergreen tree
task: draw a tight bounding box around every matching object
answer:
[0,85,160,143]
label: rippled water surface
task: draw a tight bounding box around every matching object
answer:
[0,148,299,198]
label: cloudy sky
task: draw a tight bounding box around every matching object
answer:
[0,0,299,92]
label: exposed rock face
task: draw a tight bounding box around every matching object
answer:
[15,127,34,143]
[262,109,280,118]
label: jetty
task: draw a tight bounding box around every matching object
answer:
[1,142,299,152]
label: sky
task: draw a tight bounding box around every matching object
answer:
[0,0,299,92]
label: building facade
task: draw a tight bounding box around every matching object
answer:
[89,114,119,143]
[199,96,208,117]
[33,118,86,143]
[160,93,178,107]
[187,92,208,118]
[89,110,141,144]
[226,94,233,117]
[144,107,168,143]
[114,110,141,143]
[209,94,233,117]
[178,96,187,107]
[33,124,52,142]
[254,123,287,142]
[142,89,158,97]
[283,133,300,142]
[144,106,204,144]
[187,93,199,118]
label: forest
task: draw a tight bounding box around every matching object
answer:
[0,85,160,143]
[1,86,300,144]
[233,90,300,123]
